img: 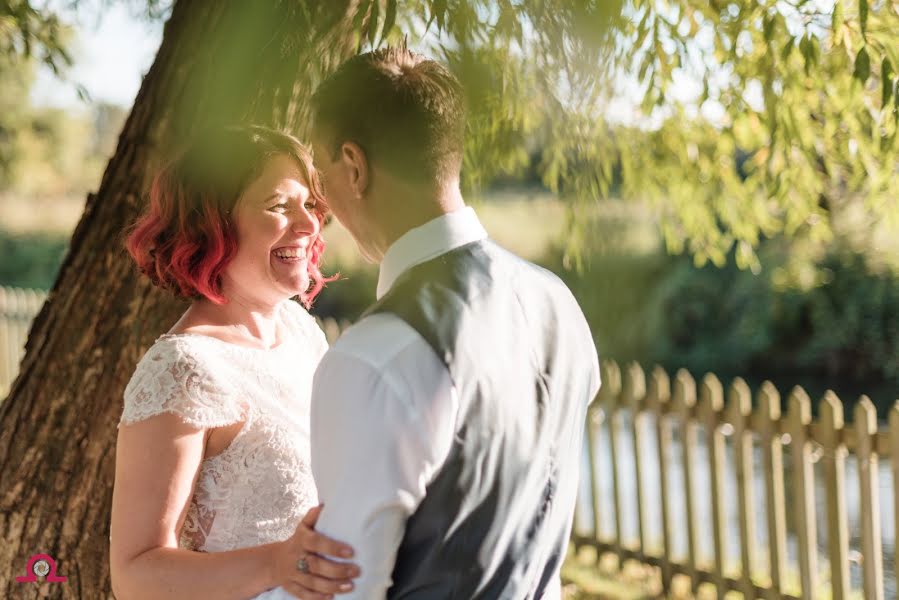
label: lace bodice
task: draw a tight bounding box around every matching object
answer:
[117,299,328,553]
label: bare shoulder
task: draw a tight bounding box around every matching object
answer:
[164,304,245,344]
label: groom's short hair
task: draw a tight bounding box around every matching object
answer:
[311,47,465,185]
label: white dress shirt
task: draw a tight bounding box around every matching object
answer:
[258,206,562,599]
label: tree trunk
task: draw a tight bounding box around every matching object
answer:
[0,2,355,597]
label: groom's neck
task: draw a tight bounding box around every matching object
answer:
[369,178,465,260]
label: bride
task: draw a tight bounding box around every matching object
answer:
[110,126,360,599]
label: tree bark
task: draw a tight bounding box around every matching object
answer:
[0,2,355,597]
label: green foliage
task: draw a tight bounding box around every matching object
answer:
[610,0,899,270]
[9,0,899,268]
[403,0,899,268]
[308,259,378,323]
[0,230,67,289]
[0,49,128,196]
[1,0,72,74]
[539,201,899,413]
[0,103,124,196]
[4,106,103,195]
[641,256,776,373]
[0,53,34,185]
[780,252,899,382]
[646,247,899,415]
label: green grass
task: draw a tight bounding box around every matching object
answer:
[561,544,867,600]
[562,546,659,599]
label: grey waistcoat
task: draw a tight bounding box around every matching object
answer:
[363,239,598,599]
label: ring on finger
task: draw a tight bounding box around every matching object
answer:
[296,555,311,574]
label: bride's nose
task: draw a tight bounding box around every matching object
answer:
[292,205,320,237]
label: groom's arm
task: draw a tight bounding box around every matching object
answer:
[308,314,457,599]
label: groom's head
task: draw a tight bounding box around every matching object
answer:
[310,47,465,262]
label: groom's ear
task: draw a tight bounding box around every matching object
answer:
[340,141,369,199]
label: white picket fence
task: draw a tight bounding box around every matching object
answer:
[0,286,47,398]
[575,361,896,599]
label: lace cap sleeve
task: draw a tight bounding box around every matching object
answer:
[118,337,245,429]
[283,299,329,359]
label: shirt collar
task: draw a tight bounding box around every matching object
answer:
[376,205,488,299]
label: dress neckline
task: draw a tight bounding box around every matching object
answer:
[158,301,296,352]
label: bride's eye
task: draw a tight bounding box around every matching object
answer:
[304,199,317,211]
[268,201,289,213]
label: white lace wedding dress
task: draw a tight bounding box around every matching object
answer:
[117,299,327,553]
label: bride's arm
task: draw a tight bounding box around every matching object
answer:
[110,412,356,600]
[110,412,278,599]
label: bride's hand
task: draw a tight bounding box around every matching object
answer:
[272,504,360,599]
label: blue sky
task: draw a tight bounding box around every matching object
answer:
[30,2,163,109]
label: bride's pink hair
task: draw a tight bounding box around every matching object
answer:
[126,125,334,308]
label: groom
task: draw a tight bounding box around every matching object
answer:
[279,47,599,598]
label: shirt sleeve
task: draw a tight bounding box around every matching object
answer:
[308,325,456,599]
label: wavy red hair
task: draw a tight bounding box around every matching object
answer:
[126,125,333,308]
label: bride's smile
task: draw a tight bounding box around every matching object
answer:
[223,153,324,308]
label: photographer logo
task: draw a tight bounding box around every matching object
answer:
[16,554,67,583]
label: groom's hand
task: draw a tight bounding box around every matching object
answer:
[271,504,361,599]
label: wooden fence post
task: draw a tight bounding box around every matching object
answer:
[787,386,819,600]
[0,287,10,394]
[820,392,850,600]
[584,372,603,544]
[674,369,699,593]
[758,381,787,599]
[0,286,47,398]
[624,362,648,557]
[699,373,727,600]
[729,377,757,598]
[648,366,673,593]
[12,288,27,362]
[603,360,625,560]
[855,397,884,600]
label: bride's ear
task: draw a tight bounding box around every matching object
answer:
[340,142,368,199]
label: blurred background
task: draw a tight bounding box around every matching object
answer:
[3,2,899,597]
[3,1,899,413]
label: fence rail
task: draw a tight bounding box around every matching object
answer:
[573,360,894,599]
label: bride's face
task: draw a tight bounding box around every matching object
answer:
[222,154,322,306]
